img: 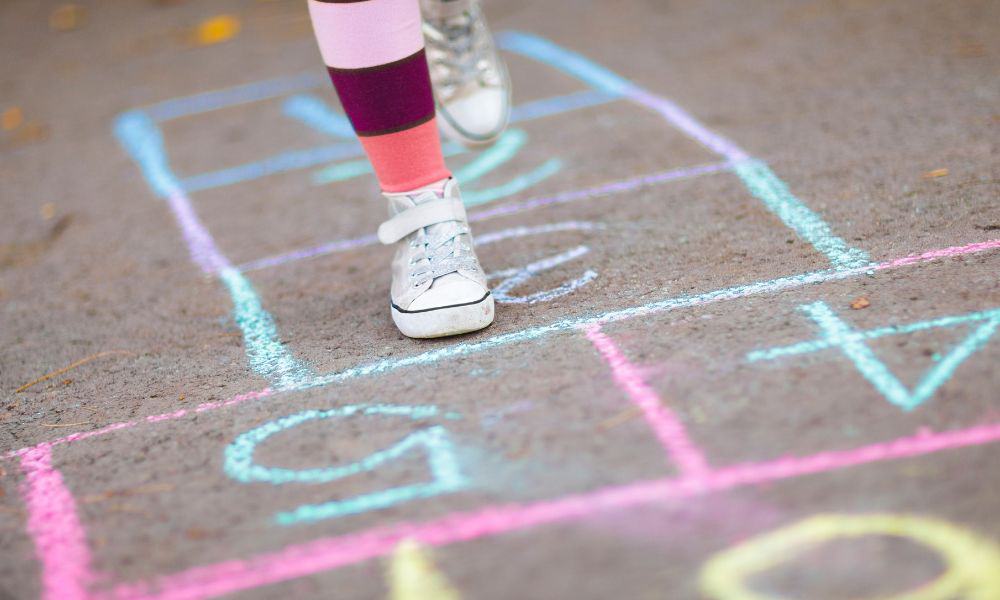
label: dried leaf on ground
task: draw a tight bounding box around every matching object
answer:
[194,15,241,46]
[49,4,86,31]
[850,297,871,310]
[1,107,23,131]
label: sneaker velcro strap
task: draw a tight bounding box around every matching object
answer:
[377,198,468,245]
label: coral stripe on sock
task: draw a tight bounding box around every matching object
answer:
[361,118,452,193]
[307,0,424,69]
[307,0,449,192]
[328,50,436,136]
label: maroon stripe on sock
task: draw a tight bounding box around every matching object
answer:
[327,49,436,137]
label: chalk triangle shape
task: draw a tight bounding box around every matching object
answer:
[864,317,1000,410]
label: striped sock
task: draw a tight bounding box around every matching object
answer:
[307,0,451,193]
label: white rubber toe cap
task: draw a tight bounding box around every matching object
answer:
[438,88,508,146]
[392,275,494,339]
[406,274,486,312]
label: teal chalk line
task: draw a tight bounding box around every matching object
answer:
[311,159,373,185]
[454,128,527,182]
[747,307,1000,362]
[224,405,465,525]
[292,266,869,391]
[219,268,317,390]
[754,302,1000,411]
[114,111,316,389]
[312,128,563,211]
[732,161,871,269]
[498,30,869,270]
[464,159,563,208]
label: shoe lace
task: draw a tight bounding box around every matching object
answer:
[407,221,479,288]
[423,5,500,101]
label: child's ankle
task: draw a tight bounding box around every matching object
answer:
[384,177,451,198]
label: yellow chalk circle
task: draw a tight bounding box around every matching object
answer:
[700,514,1000,600]
[195,15,241,46]
[388,539,461,600]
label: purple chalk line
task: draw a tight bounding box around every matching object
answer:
[237,233,379,273]
[166,191,233,274]
[236,161,731,273]
[625,89,749,163]
[468,161,731,221]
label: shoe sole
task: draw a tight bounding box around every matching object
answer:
[392,292,495,339]
[436,110,509,148]
[435,55,512,148]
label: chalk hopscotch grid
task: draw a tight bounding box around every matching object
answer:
[114,30,870,392]
[12,30,999,600]
[92,423,1000,600]
[112,35,654,390]
[236,31,872,274]
[5,237,999,464]
[235,160,732,273]
[10,236,1000,600]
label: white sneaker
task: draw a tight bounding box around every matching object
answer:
[378,179,495,338]
[421,0,511,147]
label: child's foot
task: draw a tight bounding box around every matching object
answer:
[378,178,494,338]
[422,0,511,147]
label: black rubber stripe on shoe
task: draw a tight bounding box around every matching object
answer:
[391,291,491,314]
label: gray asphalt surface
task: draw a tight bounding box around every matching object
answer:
[2,0,999,598]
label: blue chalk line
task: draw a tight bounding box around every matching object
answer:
[145,72,326,122]
[283,94,355,139]
[183,87,608,193]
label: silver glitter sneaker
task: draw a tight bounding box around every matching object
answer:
[378,179,494,338]
[421,0,511,147]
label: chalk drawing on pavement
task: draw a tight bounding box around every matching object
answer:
[224,405,466,525]
[479,221,603,304]
[700,513,1000,600]
[388,540,462,600]
[7,26,996,600]
[748,302,1000,411]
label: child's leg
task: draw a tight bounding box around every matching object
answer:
[306,0,494,339]
[307,0,450,193]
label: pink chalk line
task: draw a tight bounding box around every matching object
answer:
[19,444,94,600]
[873,238,1000,271]
[4,236,998,600]
[583,323,710,476]
[4,389,274,460]
[96,421,1000,600]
